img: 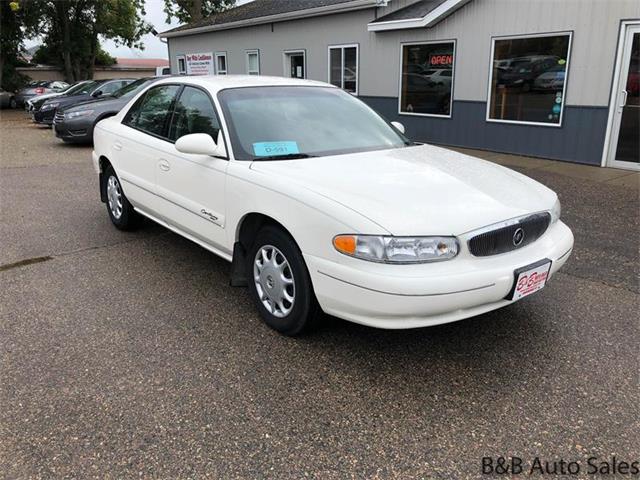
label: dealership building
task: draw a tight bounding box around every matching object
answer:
[160,0,639,170]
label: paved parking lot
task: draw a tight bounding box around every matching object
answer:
[1,109,638,478]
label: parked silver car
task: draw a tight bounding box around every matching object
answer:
[15,81,69,107]
[0,88,17,109]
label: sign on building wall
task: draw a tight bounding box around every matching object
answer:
[186,52,214,75]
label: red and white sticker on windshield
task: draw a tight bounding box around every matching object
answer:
[510,260,552,301]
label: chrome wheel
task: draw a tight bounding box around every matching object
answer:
[106,175,123,220]
[253,245,295,318]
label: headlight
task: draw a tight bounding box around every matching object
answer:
[42,102,59,110]
[550,198,561,223]
[66,109,94,119]
[333,235,459,263]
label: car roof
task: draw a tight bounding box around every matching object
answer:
[149,75,334,93]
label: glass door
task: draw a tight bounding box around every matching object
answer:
[608,25,639,170]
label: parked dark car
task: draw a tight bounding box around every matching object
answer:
[0,88,17,109]
[15,80,69,107]
[496,55,559,92]
[36,78,135,125]
[53,78,157,144]
[27,80,92,113]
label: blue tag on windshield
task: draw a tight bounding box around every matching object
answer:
[253,141,300,157]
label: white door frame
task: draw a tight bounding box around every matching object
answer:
[601,20,640,170]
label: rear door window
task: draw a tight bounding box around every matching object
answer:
[123,84,181,139]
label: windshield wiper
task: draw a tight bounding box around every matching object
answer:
[253,153,316,161]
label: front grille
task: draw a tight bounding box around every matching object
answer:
[468,212,551,257]
[54,111,64,123]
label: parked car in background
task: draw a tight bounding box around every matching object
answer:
[54,78,158,144]
[497,56,559,92]
[27,80,92,113]
[93,76,573,336]
[35,78,135,125]
[533,64,567,91]
[15,80,68,107]
[0,88,17,109]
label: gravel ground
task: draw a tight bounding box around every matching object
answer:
[1,109,638,479]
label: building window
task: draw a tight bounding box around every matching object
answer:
[328,44,358,94]
[177,56,186,75]
[284,50,306,79]
[399,41,455,117]
[487,32,572,126]
[216,52,227,75]
[246,50,260,75]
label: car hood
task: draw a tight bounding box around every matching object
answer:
[249,144,556,235]
[66,96,125,113]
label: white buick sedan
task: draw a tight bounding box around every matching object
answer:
[92,76,573,335]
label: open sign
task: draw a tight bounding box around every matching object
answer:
[430,54,454,66]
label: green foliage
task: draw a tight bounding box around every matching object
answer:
[95,47,116,67]
[1,0,151,84]
[163,0,236,24]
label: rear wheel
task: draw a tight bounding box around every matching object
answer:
[247,226,319,336]
[104,166,140,230]
[9,97,17,109]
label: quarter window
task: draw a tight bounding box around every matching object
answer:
[123,84,181,138]
[168,86,221,142]
[328,45,358,94]
[246,50,260,75]
[488,33,571,125]
[400,42,455,117]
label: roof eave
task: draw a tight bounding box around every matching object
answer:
[160,0,388,39]
[368,0,471,32]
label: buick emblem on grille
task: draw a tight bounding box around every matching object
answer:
[513,227,525,246]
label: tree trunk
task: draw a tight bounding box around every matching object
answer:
[56,2,74,81]
[191,0,203,22]
[87,32,97,79]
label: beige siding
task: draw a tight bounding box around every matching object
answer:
[167,0,640,106]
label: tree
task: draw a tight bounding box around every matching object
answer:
[0,0,43,89]
[163,0,235,24]
[36,0,151,81]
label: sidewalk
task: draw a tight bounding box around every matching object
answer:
[448,147,640,188]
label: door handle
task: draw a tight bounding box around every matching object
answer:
[113,142,122,151]
[620,90,628,108]
[159,159,171,172]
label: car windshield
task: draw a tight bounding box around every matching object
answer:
[218,86,409,160]
[72,81,101,95]
[112,78,151,98]
[61,81,90,95]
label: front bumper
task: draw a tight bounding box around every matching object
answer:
[33,108,56,124]
[305,220,574,329]
[54,117,93,143]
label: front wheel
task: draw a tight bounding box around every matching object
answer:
[104,166,140,230]
[247,226,319,336]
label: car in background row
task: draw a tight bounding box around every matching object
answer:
[15,80,69,107]
[54,78,159,144]
[0,88,17,109]
[26,80,92,113]
[35,78,135,125]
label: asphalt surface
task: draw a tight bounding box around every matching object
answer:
[0,109,638,479]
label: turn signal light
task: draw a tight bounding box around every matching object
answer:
[333,235,357,255]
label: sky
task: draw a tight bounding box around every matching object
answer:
[26,0,254,60]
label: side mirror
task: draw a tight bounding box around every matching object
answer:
[175,131,227,158]
[92,90,102,97]
[391,121,406,134]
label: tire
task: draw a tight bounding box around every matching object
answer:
[9,97,17,109]
[247,225,320,336]
[103,166,140,230]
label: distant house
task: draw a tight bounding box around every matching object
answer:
[159,0,640,170]
[17,57,170,82]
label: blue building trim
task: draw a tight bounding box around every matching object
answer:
[361,97,608,165]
